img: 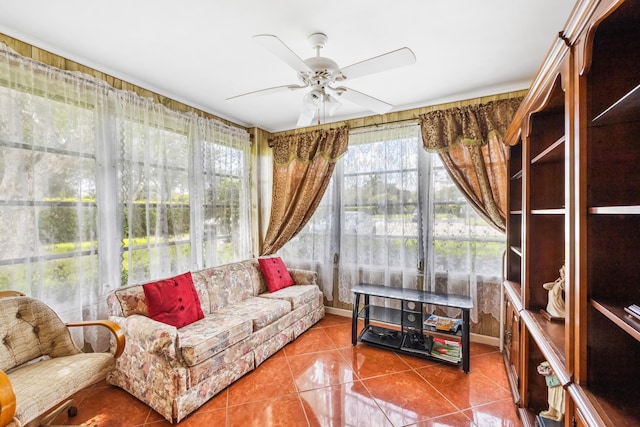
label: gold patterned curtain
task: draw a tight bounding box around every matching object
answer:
[261,126,349,255]
[419,98,522,232]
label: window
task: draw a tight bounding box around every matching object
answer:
[201,138,251,267]
[120,116,192,284]
[281,123,504,323]
[0,46,251,350]
[425,156,505,323]
[0,82,100,320]
[338,125,421,300]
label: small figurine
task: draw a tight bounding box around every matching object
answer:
[543,265,565,319]
[537,361,564,422]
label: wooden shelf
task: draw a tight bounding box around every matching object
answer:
[567,384,609,427]
[530,208,565,215]
[588,205,640,215]
[531,136,565,164]
[503,280,522,312]
[520,309,569,386]
[576,385,640,427]
[592,82,640,125]
[590,299,640,342]
[502,2,640,424]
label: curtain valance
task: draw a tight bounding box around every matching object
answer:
[270,127,349,165]
[418,98,522,232]
[419,97,522,151]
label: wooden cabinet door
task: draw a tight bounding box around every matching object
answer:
[504,297,521,403]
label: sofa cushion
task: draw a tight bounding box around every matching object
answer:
[114,285,147,317]
[188,270,212,315]
[195,261,256,312]
[186,338,253,388]
[143,272,205,328]
[213,297,291,332]
[258,257,294,293]
[178,314,252,366]
[258,284,321,310]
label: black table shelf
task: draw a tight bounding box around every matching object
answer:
[357,305,403,324]
[352,283,472,373]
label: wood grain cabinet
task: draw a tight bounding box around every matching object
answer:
[502,292,521,405]
[503,1,640,425]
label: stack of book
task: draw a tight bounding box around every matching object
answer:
[624,304,640,322]
[424,314,462,334]
[430,337,462,363]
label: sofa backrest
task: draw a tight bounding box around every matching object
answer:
[106,258,298,320]
[107,273,212,318]
[193,259,266,312]
[0,295,80,372]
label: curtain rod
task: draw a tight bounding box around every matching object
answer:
[269,90,527,140]
[267,117,419,143]
[0,42,248,133]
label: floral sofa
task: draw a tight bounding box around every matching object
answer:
[105,258,324,424]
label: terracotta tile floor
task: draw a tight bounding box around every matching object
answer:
[53,314,522,426]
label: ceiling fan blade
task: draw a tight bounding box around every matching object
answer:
[253,34,313,74]
[226,84,304,101]
[337,47,416,81]
[336,87,393,115]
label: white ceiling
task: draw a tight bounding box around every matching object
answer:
[0,0,576,133]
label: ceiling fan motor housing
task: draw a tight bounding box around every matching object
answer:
[300,56,340,88]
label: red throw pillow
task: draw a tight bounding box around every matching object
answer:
[258,257,295,293]
[143,272,204,328]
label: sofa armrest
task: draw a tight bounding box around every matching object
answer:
[0,370,15,427]
[110,315,179,361]
[288,268,318,286]
[66,320,126,358]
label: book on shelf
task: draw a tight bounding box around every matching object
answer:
[624,304,640,322]
[424,314,462,334]
[430,337,462,363]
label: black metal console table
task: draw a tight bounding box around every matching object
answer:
[351,283,473,373]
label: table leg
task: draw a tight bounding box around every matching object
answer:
[351,293,361,345]
[462,308,470,373]
[363,294,370,329]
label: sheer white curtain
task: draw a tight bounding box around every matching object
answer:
[277,176,336,301]
[0,43,252,349]
[191,118,252,268]
[118,99,251,284]
[423,156,504,323]
[117,93,193,283]
[0,44,108,346]
[337,124,422,302]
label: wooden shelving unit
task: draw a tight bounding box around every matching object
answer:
[502,1,640,425]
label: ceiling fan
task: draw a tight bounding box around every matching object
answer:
[227,32,416,127]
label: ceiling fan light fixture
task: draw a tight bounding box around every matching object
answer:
[303,89,322,109]
[324,93,341,116]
